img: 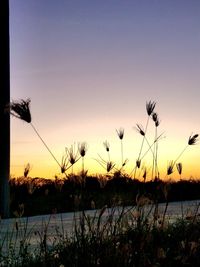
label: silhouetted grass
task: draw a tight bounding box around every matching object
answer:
[5,99,200,266]
[9,175,200,217]
[1,199,200,267]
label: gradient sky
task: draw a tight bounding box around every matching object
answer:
[10,0,200,180]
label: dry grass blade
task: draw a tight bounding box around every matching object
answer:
[10,99,31,123]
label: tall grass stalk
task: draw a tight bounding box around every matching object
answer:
[95,154,116,174]
[176,162,183,180]
[66,143,81,175]
[10,99,81,178]
[78,142,88,176]
[151,112,160,180]
[103,140,111,162]
[134,101,156,179]
[130,133,163,177]
[172,134,199,170]
[116,128,124,169]
[133,123,157,179]
[30,122,61,168]
[9,99,62,170]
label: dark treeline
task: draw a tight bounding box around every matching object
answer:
[10,174,200,217]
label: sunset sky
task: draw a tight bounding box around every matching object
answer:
[10,0,200,180]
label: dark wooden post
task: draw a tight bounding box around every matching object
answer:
[0,0,10,218]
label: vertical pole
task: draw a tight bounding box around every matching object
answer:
[0,0,10,218]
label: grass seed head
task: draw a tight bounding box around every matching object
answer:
[24,163,31,178]
[176,162,183,175]
[122,159,128,167]
[142,167,147,181]
[66,144,80,165]
[60,155,68,173]
[116,127,124,140]
[10,99,32,123]
[136,159,141,168]
[103,140,110,152]
[167,161,174,175]
[135,124,145,136]
[146,100,156,116]
[152,112,160,127]
[78,142,88,157]
[188,134,199,145]
[107,161,115,172]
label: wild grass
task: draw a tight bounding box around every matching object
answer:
[1,201,200,267]
[9,99,199,182]
[8,99,200,218]
[8,175,200,217]
[5,99,200,266]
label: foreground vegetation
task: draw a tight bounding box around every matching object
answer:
[1,202,200,267]
[10,175,200,217]
[2,99,199,266]
[8,99,199,218]
[7,173,200,267]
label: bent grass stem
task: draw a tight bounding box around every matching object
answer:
[30,122,61,168]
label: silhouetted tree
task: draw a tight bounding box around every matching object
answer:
[0,0,10,218]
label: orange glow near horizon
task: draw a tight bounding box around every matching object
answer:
[10,156,200,181]
[10,119,200,181]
